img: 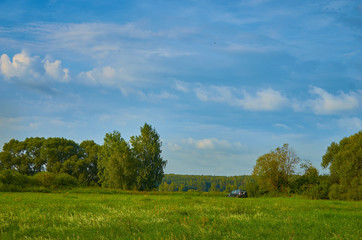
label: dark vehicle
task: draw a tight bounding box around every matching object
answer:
[227,189,248,198]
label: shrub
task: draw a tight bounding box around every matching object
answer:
[53,173,78,188]
[245,181,261,197]
[0,170,32,187]
[33,172,56,188]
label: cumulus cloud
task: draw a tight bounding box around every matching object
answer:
[0,51,69,89]
[306,87,359,115]
[1,51,39,79]
[44,59,69,82]
[194,84,288,111]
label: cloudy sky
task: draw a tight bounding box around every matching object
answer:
[0,0,361,176]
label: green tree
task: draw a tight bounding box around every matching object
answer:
[98,131,137,189]
[0,137,46,175]
[322,131,362,200]
[41,137,82,175]
[252,144,300,193]
[130,123,167,191]
[79,140,101,185]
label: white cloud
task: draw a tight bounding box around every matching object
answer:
[0,50,39,79]
[44,59,69,82]
[238,88,288,111]
[306,87,359,115]
[194,84,288,111]
[273,123,291,130]
[78,65,158,96]
[174,80,190,93]
[8,23,196,60]
[0,51,69,86]
[337,117,362,131]
[186,137,245,152]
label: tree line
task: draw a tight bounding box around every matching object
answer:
[159,174,252,192]
[0,124,360,200]
[0,123,166,191]
[250,131,361,201]
[154,131,361,201]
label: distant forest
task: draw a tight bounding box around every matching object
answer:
[159,174,252,192]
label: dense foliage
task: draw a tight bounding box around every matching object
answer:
[252,144,300,193]
[322,131,361,200]
[0,123,166,191]
[159,174,252,193]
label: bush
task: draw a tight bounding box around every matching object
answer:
[33,172,78,189]
[33,172,56,188]
[0,170,40,191]
[328,184,345,200]
[0,170,34,187]
[245,181,261,197]
[53,173,78,188]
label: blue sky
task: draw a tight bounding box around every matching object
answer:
[0,0,361,176]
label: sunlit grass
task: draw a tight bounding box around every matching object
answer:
[0,191,360,239]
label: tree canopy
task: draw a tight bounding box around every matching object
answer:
[252,144,300,193]
[322,131,362,200]
[98,131,137,189]
[131,123,167,191]
[0,123,166,191]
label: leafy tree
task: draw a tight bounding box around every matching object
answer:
[252,144,300,193]
[130,123,167,191]
[23,137,46,174]
[0,137,46,175]
[98,131,137,189]
[79,140,101,185]
[322,131,362,200]
[41,138,82,174]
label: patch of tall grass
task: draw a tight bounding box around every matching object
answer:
[0,192,360,239]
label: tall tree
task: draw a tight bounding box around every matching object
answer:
[252,144,300,192]
[79,140,101,185]
[130,123,167,191]
[98,131,137,189]
[322,131,362,200]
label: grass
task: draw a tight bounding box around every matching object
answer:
[0,191,361,239]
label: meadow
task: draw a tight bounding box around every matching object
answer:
[0,190,361,240]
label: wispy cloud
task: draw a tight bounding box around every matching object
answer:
[273,123,291,130]
[186,137,246,152]
[174,80,190,93]
[304,87,360,115]
[194,84,288,111]
[0,23,197,58]
[337,117,362,131]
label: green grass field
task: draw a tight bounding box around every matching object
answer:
[0,191,361,239]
